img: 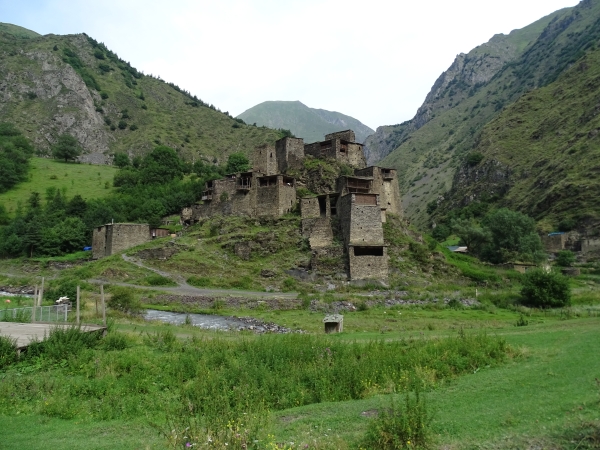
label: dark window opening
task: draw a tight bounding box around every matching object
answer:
[354,246,384,256]
[259,176,277,187]
[318,196,326,217]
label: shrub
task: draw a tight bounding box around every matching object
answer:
[361,389,431,449]
[107,286,141,314]
[100,91,109,99]
[282,277,297,291]
[145,274,175,286]
[26,326,101,361]
[44,278,79,303]
[558,218,576,232]
[129,124,138,131]
[0,336,17,369]
[118,120,127,130]
[187,276,211,287]
[102,332,130,351]
[520,269,571,308]
[466,152,484,166]
[556,250,575,267]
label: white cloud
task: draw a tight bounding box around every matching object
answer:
[2,0,581,129]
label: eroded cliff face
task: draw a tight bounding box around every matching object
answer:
[0,35,113,163]
[443,159,513,210]
[363,33,526,166]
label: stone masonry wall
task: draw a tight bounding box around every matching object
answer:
[107,224,150,255]
[276,137,305,173]
[355,167,402,217]
[302,217,334,248]
[257,186,280,217]
[277,184,297,216]
[338,194,383,246]
[542,234,567,253]
[92,226,106,259]
[349,246,388,280]
[346,142,366,169]
[253,144,277,175]
[325,130,356,142]
[301,197,320,219]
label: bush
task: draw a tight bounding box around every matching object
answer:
[145,274,175,286]
[466,153,484,167]
[44,278,79,303]
[556,250,575,267]
[26,326,101,361]
[102,332,130,351]
[520,269,571,308]
[187,276,211,287]
[0,336,17,369]
[107,286,141,314]
[558,218,576,232]
[361,389,431,449]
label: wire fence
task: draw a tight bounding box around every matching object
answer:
[0,304,71,323]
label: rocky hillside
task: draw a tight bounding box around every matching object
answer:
[0,25,283,164]
[237,100,374,144]
[364,2,600,228]
[436,45,600,233]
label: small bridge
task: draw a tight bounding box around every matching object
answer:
[0,322,106,350]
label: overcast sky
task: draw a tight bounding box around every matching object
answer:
[2,0,580,129]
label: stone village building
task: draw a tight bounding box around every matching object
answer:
[92,223,151,259]
[181,130,403,281]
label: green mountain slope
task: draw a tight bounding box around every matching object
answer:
[365,2,600,228]
[237,100,374,143]
[437,46,600,232]
[0,27,283,164]
[0,22,40,39]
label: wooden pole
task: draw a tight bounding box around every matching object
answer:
[32,285,37,322]
[95,296,98,316]
[39,277,44,307]
[101,284,106,327]
[76,285,80,325]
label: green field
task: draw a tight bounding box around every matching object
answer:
[0,296,598,449]
[0,157,117,215]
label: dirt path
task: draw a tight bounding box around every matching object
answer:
[86,278,298,299]
[107,254,298,299]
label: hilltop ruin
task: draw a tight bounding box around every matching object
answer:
[181,130,402,281]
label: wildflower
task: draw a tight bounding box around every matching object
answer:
[185,443,192,448]
[5,299,10,303]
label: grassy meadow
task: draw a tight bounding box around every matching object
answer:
[0,157,117,216]
[0,284,599,449]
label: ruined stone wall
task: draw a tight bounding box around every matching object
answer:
[252,144,277,175]
[304,140,336,160]
[310,246,346,276]
[346,143,367,169]
[107,224,150,255]
[302,217,334,248]
[582,238,600,255]
[301,198,320,219]
[92,226,106,259]
[348,246,388,280]
[257,186,280,217]
[325,130,356,142]
[542,234,567,253]
[277,184,297,216]
[276,137,304,173]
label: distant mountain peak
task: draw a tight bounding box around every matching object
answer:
[237,100,374,144]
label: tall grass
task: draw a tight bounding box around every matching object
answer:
[0,331,510,447]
